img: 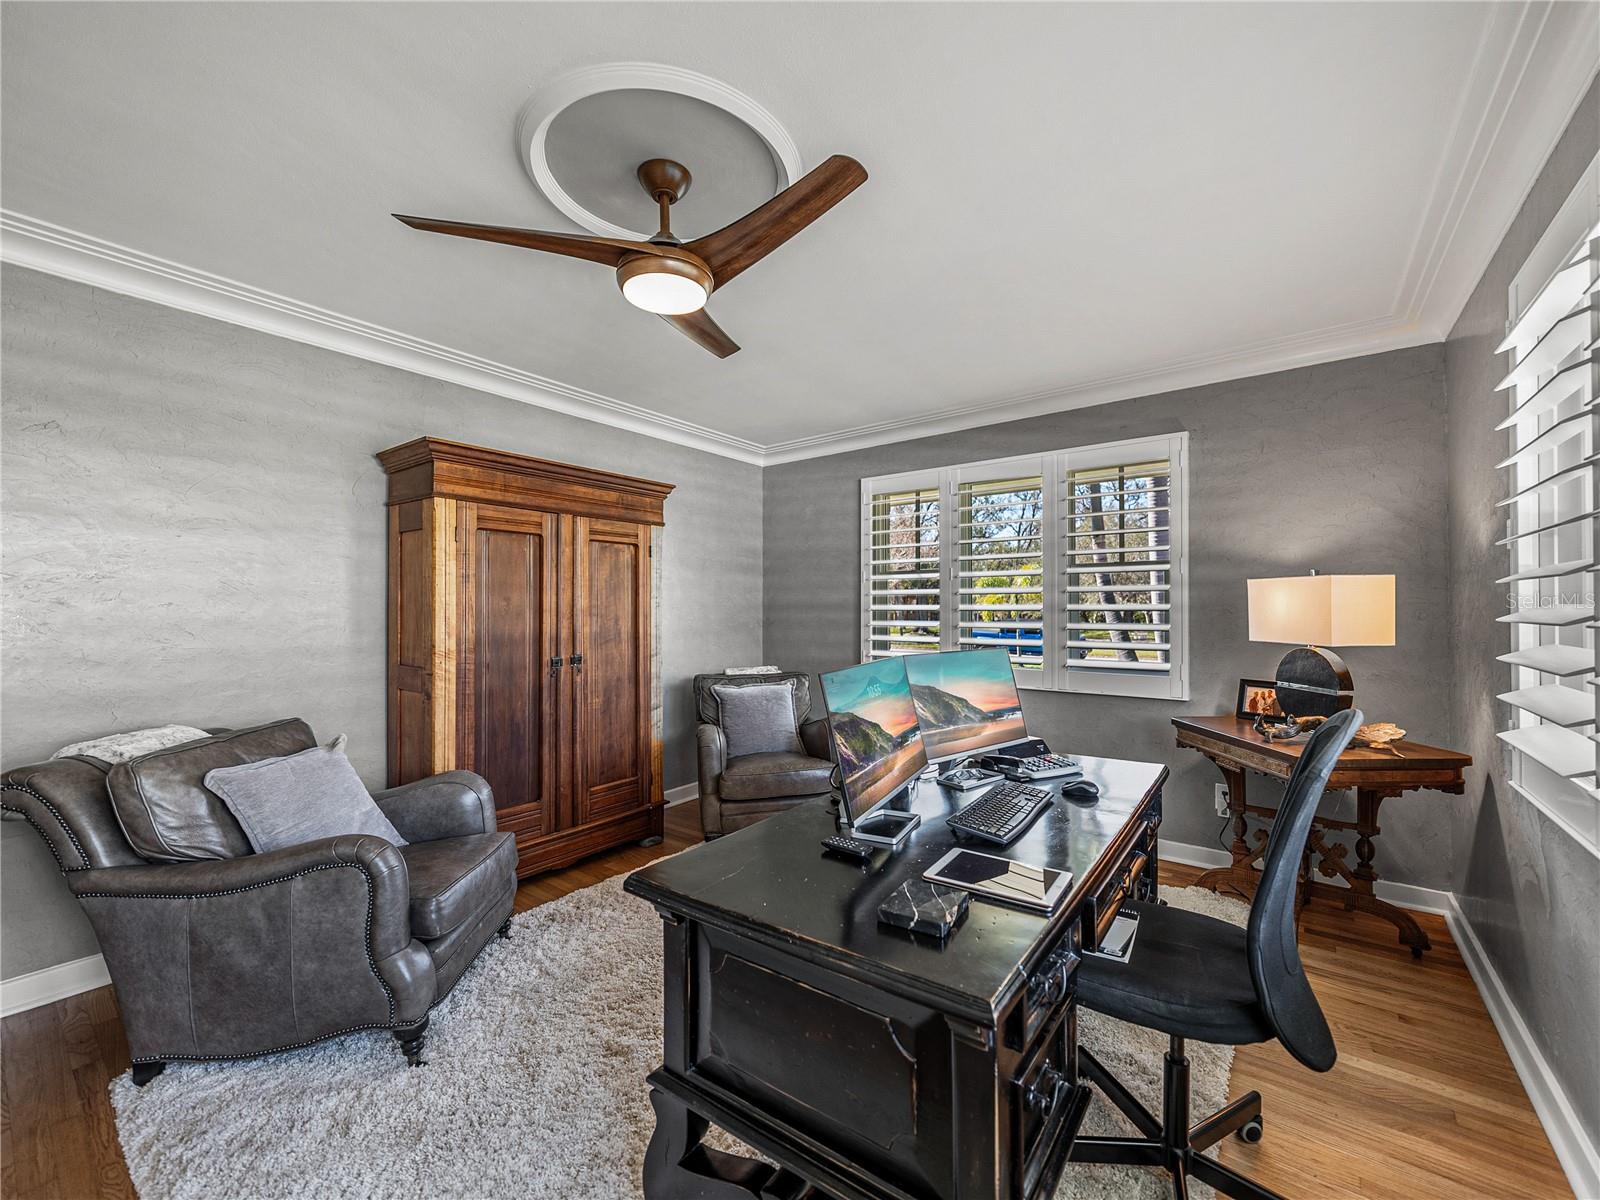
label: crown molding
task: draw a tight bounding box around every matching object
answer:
[0,207,1439,470]
[0,211,766,465]
[4,0,1591,475]
[1401,0,1600,339]
[759,314,1437,463]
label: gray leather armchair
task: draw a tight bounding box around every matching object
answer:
[693,672,835,838]
[0,719,517,1084]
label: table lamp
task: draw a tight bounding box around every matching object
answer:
[1247,572,1395,720]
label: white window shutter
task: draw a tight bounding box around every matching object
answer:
[861,473,943,661]
[859,434,1189,700]
[1057,434,1189,700]
[950,457,1052,687]
[1495,154,1600,851]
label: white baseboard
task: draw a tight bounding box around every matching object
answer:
[1446,896,1600,1200]
[663,783,698,807]
[1161,840,1454,915]
[1164,837,1595,1198]
[0,953,110,1018]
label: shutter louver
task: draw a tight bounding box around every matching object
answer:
[865,483,941,660]
[1496,208,1600,808]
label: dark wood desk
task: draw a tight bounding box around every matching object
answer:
[625,755,1168,1200]
[1171,715,1470,958]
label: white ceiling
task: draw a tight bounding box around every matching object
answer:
[2,3,1596,463]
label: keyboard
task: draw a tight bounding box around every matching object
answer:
[985,751,1080,781]
[946,780,1055,846]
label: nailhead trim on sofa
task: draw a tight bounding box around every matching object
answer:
[1,787,92,870]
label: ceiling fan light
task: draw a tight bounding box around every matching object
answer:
[616,255,712,315]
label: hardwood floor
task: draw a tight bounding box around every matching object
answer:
[0,803,1570,1199]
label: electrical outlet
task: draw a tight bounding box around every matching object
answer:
[1214,784,1231,817]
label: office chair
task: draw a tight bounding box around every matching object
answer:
[1069,707,1361,1200]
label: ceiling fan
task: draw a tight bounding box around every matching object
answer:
[393,154,867,358]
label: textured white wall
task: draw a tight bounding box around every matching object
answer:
[0,265,764,979]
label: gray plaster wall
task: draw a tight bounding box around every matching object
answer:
[763,345,1454,887]
[0,264,764,981]
[1443,76,1600,1140]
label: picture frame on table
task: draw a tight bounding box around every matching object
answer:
[1236,678,1283,721]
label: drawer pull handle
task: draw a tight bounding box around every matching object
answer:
[1025,1065,1068,1116]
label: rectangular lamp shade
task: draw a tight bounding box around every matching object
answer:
[1247,574,1396,647]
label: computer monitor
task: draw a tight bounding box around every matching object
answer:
[819,658,929,828]
[904,648,1029,763]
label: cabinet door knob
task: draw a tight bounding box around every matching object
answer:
[549,657,564,678]
[570,653,584,675]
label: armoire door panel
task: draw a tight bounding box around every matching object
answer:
[573,518,651,824]
[467,507,559,841]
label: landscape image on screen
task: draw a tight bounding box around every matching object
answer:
[905,648,1027,759]
[820,658,928,818]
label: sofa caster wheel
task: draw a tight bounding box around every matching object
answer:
[497,918,513,940]
[394,1017,429,1067]
[1237,1117,1264,1144]
[638,835,664,847]
[131,1061,166,1087]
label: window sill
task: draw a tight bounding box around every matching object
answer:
[1507,780,1600,859]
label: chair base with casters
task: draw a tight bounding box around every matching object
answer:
[1070,709,1363,1200]
[1074,1039,1272,1200]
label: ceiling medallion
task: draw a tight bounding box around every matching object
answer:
[514,62,804,241]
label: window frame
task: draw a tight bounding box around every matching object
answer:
[859,432,1190,700]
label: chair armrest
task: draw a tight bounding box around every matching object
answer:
[696,724,726,836]
[371,771,496,841]
[697,724,727,792]
[799,718,832,761]
[69,834,412,960]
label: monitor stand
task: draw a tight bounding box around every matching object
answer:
[932,757,1003,791]
[849,810,920,849]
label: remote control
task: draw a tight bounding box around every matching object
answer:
[821,834,875,862]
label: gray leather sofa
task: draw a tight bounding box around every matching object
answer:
[0,718,517,1084]
[693,672,835,837]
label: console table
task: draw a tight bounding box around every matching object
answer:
[625,755,1167,1200]
[1171,715,1470,958]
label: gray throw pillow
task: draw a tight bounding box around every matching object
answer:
[204,744,406,854]
[713,683,803,758]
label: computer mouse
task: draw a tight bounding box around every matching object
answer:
[1060,778,1100,804]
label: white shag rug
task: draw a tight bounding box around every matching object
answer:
[110,876,1249,1200]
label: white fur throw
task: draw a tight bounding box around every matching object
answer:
[53,725,211,764]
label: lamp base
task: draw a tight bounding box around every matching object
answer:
[1274,646,1355,719]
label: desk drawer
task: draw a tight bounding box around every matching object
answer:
[1012,1004,1085,1200]
[1085,849,1148,950]
[1020,925,1080,1048]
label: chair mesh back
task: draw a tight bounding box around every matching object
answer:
[1246,708,1362,1072]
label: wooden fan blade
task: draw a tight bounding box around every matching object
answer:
[393,215,657,267]
[685,155,867,288]
[660,308,740,358]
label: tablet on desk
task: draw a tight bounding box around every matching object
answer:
[924,848,1071,913]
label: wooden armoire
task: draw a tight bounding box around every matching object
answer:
[377,437,673,877]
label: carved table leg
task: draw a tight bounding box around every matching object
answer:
[643,1088,830,1199]
[1342,790,1431,958]
[1193,761,1261,903]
